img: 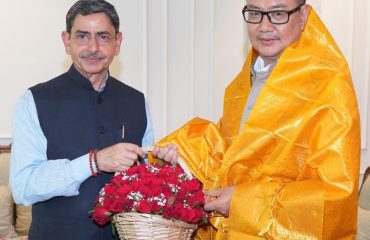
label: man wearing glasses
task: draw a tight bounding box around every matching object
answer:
[10,1,155,239]
[154,0,360,239]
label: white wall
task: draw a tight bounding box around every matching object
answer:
[0,0,246,141]
[146,0,246,138]
[0,0,369,176]
[0,0,150,140]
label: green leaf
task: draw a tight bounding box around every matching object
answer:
[111,222,116,236]
[105,212,112,216]
[158,159,164,166]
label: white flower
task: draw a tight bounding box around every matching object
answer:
[122,173,139,181]
[169,184,180,194]
[178,173,193,182]
[127,191,144,208]
[146,164,161,173]
[148,193,167,207]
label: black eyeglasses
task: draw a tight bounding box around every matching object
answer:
[242,4,304,24]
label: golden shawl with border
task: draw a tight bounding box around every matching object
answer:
[152,6,360,239]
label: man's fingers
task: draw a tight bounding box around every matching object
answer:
[119,150,140,161]
[203,189,221,197]
[170,152,178,165]
[151,145,178,160]
[120,159,135,168]
[96,143,145,172]
[162,148,177,162]
[120,143,145,158]
[204,196,212,204]
[112,158,135,172]
[204,200,218,212]
[151,146,160,156]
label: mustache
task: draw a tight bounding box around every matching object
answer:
[257,33,279,40]
[79,51,106,60]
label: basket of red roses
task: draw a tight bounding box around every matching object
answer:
[92,162,209,240]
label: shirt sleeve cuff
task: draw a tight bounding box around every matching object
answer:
[70,154,93,180]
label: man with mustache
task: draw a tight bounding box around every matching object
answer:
[10,1,155,239]
[153,0,360,239]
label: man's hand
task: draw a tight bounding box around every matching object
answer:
[151,144,178,165]
[96,143,145,172]
[203,186,235,217]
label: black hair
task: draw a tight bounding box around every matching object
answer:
[66,0,119,33]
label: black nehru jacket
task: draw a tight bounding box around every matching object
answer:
[28,65,147,240]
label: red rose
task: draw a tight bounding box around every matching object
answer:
[123,198,134,211]
[137,184,151,196]
[112,176,124,187]
[148,185,162,196]
[116,185,131,196]
[165,176,179,185]
[161,188,172,199]
[131,181,143,191]
[187,191,205,207]
[154,177,165,185]
[188,179,201,189]
[93,206,112,226]
[179,181,194,193]
[149,200,163,213]
[102,195,114,208]
[93,163,209,225]
[162,207,173,219]
[159,166,176,178]
[175,204,187,220]
[103,183,117,195]
[141,172,155,181]
[184,209,203,223]
[109,196,125,213]
[175,188,186,199]
[137,199,151,213]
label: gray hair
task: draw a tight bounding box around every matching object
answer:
[66,0,119,33]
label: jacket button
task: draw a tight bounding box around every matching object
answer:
[98,126,106,134]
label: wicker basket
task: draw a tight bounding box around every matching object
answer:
[113,212,197,240]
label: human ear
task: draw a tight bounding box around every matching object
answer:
[114,32,123,56]
[61,31,72,55]
[299,5,310,30]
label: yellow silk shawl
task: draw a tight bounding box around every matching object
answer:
[153,6,360,240]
